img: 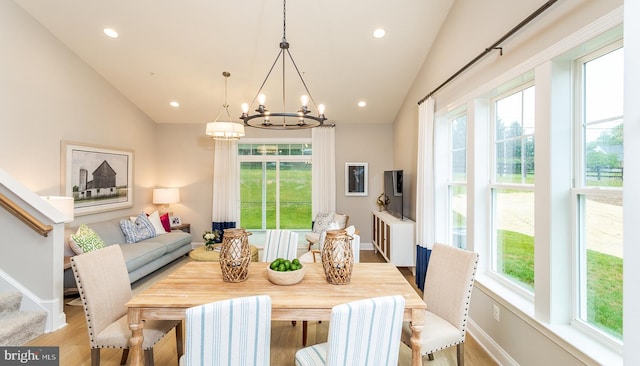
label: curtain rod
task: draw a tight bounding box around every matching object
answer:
[417,0,558,105]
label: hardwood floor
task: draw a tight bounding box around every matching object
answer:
[28,250,497,365]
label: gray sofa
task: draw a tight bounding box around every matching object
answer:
[63,217,192,289]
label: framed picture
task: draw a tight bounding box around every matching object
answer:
[170,216,182,227]
[62,141,134,216]
[345,162,368,196]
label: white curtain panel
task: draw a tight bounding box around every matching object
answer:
[211,139,240,222]
[416,97,436,249]
[312,127,336,215]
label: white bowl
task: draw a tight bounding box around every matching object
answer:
[266,265,305,285]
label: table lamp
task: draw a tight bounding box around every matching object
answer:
[153,188,180,215]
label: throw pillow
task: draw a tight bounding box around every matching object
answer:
[147,211,166,236]
[159,212,171,232]
[68,238,84,255]
[325,221,341,232]
[333,213,348,228]
[345,225,356,236]
[312,212,335,233]
[120,212,156,243]
[70,224,105,253]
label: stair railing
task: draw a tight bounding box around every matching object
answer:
[0,193,52,237]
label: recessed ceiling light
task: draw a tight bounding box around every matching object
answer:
[103,28,119,39]
[169,101,180,108]
[358,101,367,107]
[372,29,386,39]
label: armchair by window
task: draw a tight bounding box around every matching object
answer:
[305,212,349,250]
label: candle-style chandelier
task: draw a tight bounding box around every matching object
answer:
[240,0,327,129]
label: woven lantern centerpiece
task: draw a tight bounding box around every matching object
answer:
[219,228,252,283]
[321,229,354,285]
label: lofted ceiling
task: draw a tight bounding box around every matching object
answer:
[13,0,453,126]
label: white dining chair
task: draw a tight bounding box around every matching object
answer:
[295,295,406,366]
[298,226,360,346]
[180,295,272,366]
[400,243,479,366]
[262,229,299,261]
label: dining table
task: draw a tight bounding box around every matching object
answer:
[126,261,427,366]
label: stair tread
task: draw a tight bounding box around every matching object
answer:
[0,292,22,314]
[0,310,47,346]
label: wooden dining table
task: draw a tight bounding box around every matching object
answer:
[126,261,427,366]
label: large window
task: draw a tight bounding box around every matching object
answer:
[491,85,535,292]
[448,111,467,249]
[238,143,312,230]
[574,44,623,339]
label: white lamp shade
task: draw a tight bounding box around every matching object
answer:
[205,121,245,140]
[41,196,74,223]
[153,188,180,204]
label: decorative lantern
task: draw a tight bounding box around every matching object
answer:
[321,229,354,285]
[219,228,252,282]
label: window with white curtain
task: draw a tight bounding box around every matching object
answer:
[238,142,312,230]
[573,42,623,340]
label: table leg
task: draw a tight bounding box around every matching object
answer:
[128,308,145,366]
[409,308,425,366]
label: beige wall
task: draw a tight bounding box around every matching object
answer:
[0,0,159,227]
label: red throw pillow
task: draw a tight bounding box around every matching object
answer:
[160,212,171,232]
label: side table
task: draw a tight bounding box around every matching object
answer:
[64,256,78,296]
[189,245,260,262]
[171,223,190,233]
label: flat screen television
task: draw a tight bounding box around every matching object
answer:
[383,170,403,219]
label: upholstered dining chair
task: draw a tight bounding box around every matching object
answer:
[295,295,406,366]
[70,245,183,366]
[261,229,299,261]
[400,243,479,366]
[179,295,272,366]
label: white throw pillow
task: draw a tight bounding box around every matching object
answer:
[333,213,348,228]
[312,212,335,233]
[326,221,340,232]
[147,211,166,236]
[345,225,356,236]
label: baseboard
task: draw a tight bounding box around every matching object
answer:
[468,318,518,366]
[360,242,374,250]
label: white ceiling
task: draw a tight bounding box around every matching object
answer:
[13,0,453,126]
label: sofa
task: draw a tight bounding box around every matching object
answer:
[63,216,192,290]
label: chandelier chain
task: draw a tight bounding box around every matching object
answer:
[282,0,287,41]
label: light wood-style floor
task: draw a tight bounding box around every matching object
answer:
[28,250,497,366]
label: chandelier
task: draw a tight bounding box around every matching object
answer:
[205,71,245,140]
[240,0,327,129]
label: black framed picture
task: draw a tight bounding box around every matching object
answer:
[345,162,368,196]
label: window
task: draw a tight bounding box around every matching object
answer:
[574,44,623,339]
[448,111,467,249]
[490,85,535,292]
[238,143,312,230]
